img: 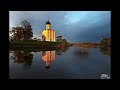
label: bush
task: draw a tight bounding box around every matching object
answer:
[101,38,111,46]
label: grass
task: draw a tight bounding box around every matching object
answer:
[9,40,70,48]
[9,41,69,52]
[10,41,61,46]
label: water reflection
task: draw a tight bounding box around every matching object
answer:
[9,46,111,79]
[42,51,55,69]
[10,46,69,70]
[10,51,33,70]
[56,46,69,56]
[10,46,111,70]
[73,47,90,58]
[100,46,111,56]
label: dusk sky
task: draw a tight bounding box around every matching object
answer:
[9,11,111,43]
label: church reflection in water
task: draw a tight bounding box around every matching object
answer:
[10,46,69,70]
[42,51,55,69]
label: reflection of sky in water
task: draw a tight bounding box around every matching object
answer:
[9,47,110,79]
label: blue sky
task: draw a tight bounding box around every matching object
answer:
[9,11,111,43]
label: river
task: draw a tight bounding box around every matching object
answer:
[9,46,111,79]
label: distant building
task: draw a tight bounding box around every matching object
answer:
[42,17,56,42]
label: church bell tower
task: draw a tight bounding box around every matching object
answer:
[46,17,50,30]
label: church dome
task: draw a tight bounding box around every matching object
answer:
[46,21,51,24]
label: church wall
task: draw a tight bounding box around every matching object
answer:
[50,30,52,41]
[53,30,54,41]
[46,30,49,41]
[42,30,56,42]
[42,20,56,42]
[42,30,46,41]
[51,30,53,41]
[53,31,56,42]
[48,30,50,41]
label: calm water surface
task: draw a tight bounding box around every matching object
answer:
[9,46,111,79]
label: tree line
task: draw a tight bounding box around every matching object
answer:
[100,38,111,46]
[9,20,33,41]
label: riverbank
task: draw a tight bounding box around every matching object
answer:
[71,43,101,47]
[9,41,110,49]
[9,41,71,48]
[9,41,70,52]
[71,42,111,47]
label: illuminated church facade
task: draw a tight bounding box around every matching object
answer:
[42,18,56,42]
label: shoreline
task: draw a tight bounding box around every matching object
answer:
[9,41,110,48]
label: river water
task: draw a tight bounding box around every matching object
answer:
[9,46,111,79]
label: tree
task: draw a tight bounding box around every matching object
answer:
[101,38,111,46]
[10,26,24,41]
[21,20,33,40]
[56,36,62,42]
[62,39,67,43]
[9,20,33,41]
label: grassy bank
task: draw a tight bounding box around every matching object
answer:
[10,46,69,52]
[9,41,70,52]
[71,43,101,47]
[9,41,70,48]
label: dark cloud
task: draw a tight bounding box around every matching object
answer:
[9,11,111,43]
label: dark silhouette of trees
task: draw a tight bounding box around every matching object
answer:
[10,27,24,41]
[10,20,33,41]
[62,39,67,43]
[10,51,33,70]
[100,37,111,56]
[100,46,111,56]
[55,46,69,55]
[100,38,111,46]
[56,36,62,42]
[21,20,33,40]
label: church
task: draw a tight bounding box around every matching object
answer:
[42,18,56,42]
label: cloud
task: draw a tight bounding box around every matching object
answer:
[9,11,111,43]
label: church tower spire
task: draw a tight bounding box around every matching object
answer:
[48,16,49,21]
